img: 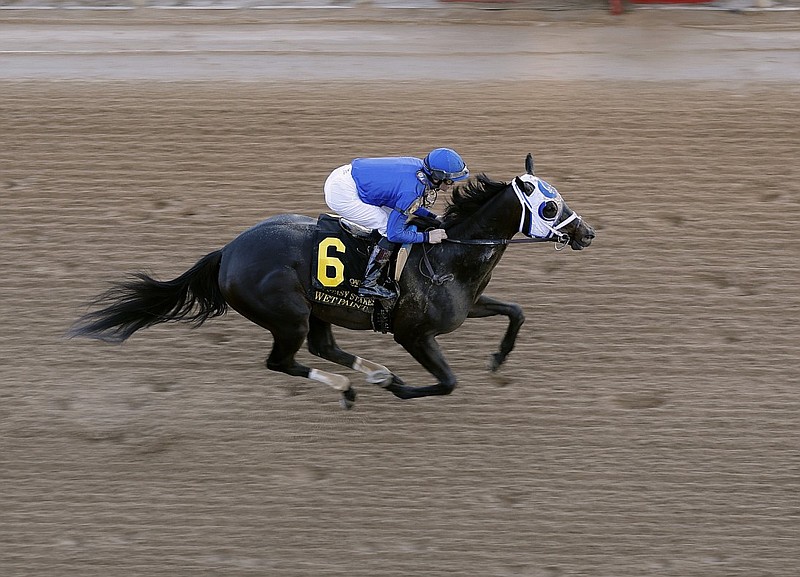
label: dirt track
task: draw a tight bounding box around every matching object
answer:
[2,15,800,577]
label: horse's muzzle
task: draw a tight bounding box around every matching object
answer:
[570,227,595,250]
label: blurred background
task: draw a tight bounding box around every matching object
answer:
[1,2,799,577]
[0,0,798,11]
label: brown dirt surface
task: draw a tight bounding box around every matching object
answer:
[2,76,799,575]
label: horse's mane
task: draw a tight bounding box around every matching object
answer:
[442,174,508,225]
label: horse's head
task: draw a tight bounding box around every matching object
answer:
[512,154,595,250]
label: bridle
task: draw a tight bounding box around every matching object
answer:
[418,177,585,285]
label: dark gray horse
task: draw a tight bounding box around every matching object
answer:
[70,154,595,408]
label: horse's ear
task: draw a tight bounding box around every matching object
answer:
[525,153,535,175]
[515,176,535,194]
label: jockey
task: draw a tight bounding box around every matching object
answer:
[324,147,469,299]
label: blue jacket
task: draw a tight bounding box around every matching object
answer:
[351,157,435,244]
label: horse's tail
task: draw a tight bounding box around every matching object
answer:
[68,250,227,343]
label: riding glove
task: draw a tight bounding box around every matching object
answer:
[426,229,448,244]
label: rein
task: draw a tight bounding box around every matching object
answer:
[444,237,554,246]
[420,234,570,286]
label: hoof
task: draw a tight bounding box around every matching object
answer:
[339,387,357,410]
[488,352,505,372]
[366,368,393,388]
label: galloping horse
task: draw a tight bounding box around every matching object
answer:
[70,154,595,408]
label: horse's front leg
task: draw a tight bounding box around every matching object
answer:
[468,294,525,371]
[387,333,457,399]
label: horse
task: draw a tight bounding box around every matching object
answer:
[69,154,595,409]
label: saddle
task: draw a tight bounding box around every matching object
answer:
[310,214,408,333]
[338,218,375,240]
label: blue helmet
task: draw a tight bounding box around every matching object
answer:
[423,148,469,183]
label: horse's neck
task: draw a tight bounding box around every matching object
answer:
[448,187,521,241]
[426,186,519,288]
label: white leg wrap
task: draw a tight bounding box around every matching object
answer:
[309,368,351,391]
[352,357,389,375]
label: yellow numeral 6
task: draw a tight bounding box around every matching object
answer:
[317,237,346,287]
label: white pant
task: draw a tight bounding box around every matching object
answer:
[324,164,392,235]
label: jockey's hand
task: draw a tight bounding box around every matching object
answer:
[427,229,448,244]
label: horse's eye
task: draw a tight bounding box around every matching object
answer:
[540,201,558,220]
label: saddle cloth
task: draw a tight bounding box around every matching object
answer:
[310,214,379,314]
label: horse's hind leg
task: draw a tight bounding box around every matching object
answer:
[266,325,351,387]
[233,291,353,402]
[221,253,353,407]
[307,316,394,388]
[265,325,356,409]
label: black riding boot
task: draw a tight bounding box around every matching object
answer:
[358,243,397,300]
